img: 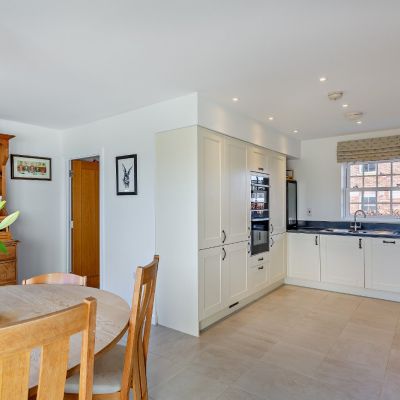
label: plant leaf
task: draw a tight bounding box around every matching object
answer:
[0,211,20,230]
[0,242,7,254]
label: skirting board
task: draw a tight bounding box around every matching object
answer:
[285,277,400,303]
[199,279,285,331]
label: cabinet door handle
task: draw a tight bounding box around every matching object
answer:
[222,230,227,243]
[270,223,274,234]
[258,167,264,171]
[222,247,226,260]
[270,237,274,247]
[359,238,362,249]
[258,266,264,270]
[258,257,264,261]
[315,235,318,246]
[383,240,396,244]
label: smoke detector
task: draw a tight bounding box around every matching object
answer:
[345,111,364,121]
[328,91,344,101]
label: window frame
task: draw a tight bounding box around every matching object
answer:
[342,160,400,220]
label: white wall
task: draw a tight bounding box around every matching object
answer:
[62,93,198,304]
[288,128,400,222]
[0,118,65,282]
[198,94,301,158]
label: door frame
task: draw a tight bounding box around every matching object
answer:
[65,151,105,289]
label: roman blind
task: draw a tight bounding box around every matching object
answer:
[337,135,400,163]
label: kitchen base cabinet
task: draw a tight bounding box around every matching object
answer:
[287,233,320,281]
[270,233,286,284]
[226,241,249,305]
[320,235,364,288]
[365,238,400,293]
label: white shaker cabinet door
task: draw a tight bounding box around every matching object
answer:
[198,247,227,321]
[365,237,400,293]
[247,145,268,174]
[269,153,286,236]
[287,233,321,281]
[198,130,224,250]
[223,138,249,245]
[320,235,365,288]
[270,233,287,284]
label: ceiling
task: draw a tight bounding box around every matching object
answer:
[1,1,400,139]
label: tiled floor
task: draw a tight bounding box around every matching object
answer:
[146,285,400,400]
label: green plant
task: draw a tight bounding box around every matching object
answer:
[0,201,19,253]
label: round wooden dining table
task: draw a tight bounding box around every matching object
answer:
[0,284,131,390]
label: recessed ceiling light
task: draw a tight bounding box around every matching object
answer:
[342,104,349,108]
[319,76,327,82]
[268,116,274,121]
[232,97,239,102]
[293,129,299,134]
[356,120,362,125]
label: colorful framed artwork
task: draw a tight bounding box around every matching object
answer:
[11,154,52,181]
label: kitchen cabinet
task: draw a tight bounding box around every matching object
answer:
[269,152,286,235]
[270,233,286,284]
[247,146,268,173]
[365,237,400,293]
[223,138,249,245]
[287,233,321,281]
[248,260,269,294]
[198,246,227,320]
[320,235,364,288]
[199,241,249,321]
[198,130,224,250]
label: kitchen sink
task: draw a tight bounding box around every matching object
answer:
[322,228,398,236]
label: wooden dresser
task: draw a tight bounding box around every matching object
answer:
[0,134,18,285]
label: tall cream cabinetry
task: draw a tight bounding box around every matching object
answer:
[156,126,287,336]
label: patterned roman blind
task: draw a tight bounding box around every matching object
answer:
[337,135,400,163]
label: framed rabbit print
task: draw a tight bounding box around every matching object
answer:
[116,154,137,195]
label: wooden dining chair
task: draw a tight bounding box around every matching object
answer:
[0,297,96,400]
[64,255,159,400]
[22,272,87,286]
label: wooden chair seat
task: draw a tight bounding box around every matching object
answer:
[65,344,125,395]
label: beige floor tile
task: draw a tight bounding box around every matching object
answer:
[314,357,384,400]
[149,369,228,400]
[261,342,325,377]
[340,322,395,347]
[386,349,400,375]
[327,336,391,372]
[350,309,399,332]
[234,360,354,400]
[147,353,187,389]
[186,344,255,384]
[359,297,400,315]
[317,292,362,316]
[380,372,400,400]
[216,387,266,400]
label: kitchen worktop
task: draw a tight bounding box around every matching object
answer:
[288,220,400,239]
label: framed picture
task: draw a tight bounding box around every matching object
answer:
[11,154,52,181]
[116,154,137,195]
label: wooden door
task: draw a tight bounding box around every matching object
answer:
[71,160,100,288]
[223,137,249,245]
[287,233,321,281]
[198,129,224,250]
[320,235,364,288]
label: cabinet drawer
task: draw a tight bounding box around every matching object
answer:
[248,262,268,293]
[248,252,269,267]
[0,245,16,261]
[0,261,16,284]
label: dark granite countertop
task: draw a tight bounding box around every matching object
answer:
[288,220,400,239]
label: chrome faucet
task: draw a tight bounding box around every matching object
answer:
[353,209,366,232]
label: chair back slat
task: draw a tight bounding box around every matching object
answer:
[120,255,159,400]
[0,297,96,400]
[22,272,87,286]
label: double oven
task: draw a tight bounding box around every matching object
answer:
[250,173,270,255]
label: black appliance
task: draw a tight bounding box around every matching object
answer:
[250,173,270,255]
[286,180,298,228]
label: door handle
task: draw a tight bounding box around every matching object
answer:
[222,247,226,260]
[315,235,318,246]
[383,240,396,244]
[258,167,264,171]
[258,257,264,261]
[258,266,264,270]
[359,238,362,249]
[222,230,227,243]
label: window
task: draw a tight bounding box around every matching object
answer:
[344,160,400,218]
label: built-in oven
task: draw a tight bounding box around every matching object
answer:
[250,173,270,255]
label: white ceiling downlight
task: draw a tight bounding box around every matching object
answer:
[268,116,274,121]
[342,104,349,108]
[357,120,362,124]
[328,91,344,101]
[232,97,239,102]
[293,129,299,134]
[319,77,327,82]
